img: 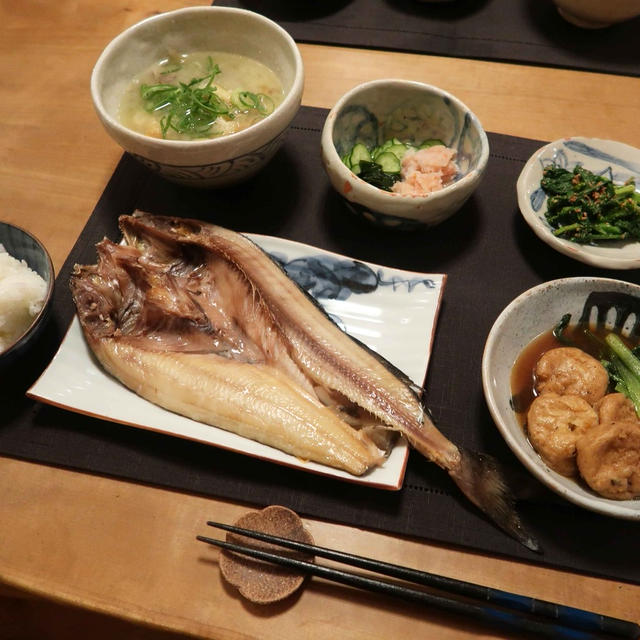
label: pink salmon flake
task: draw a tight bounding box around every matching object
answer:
[392,145,458,196]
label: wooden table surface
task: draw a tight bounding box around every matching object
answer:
[1,1,639,638]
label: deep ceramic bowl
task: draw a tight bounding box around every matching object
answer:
[517,137,640,270]
[91,6,304,188]
[320,79,489,229]
[0,222,54,370]
[552,0,640,27]
[482,277,640,519]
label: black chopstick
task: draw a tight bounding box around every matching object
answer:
[200,521,640,640]
[199,534,608,640]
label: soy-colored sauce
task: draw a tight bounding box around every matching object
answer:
[509,324,628,427]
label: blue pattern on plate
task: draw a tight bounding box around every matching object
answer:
[530,140,640,212]
[453,111,478,178]
[539,148,569,170]
[565,140,640,174]
[530,187,547,213]
[333,105,379,158]
[270,252,436,301]
[132,132,285,186]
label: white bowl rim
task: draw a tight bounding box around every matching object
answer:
[516,136,640,270]
[90,6,304,151]
[0,222,55,359]
[322,78,490,204]
[482,275,640,519]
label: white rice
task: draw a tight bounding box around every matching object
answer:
[0,244,47,352]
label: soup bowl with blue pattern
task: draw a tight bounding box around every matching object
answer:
[91,6,304,188]
[321,79,489,229]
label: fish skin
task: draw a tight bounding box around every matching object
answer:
[71,212,539,551]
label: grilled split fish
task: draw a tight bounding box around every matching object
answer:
[70,212,538,551]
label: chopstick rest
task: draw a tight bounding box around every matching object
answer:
[214,506,314,604]
[198,520,640,640]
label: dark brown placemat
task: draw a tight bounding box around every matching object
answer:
[3,106,640,585]
[215,0,640,77]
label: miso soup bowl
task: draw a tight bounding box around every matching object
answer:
[482,276,640,520]
[91,6,304,188]
[320,79,489,229]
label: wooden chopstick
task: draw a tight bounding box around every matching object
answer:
[199,521,640,640]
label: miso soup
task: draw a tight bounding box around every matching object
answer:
[118,51,284,141]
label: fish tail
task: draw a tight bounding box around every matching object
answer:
[449,448,540,552]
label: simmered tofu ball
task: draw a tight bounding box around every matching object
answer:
[527,392,598,476]
[534,347,609,405]
[577,421,640,500]
[595,393,638,424]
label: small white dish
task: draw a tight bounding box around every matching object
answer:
[28,235,445,490]
[482,276,640,519]
[517,136,640,270]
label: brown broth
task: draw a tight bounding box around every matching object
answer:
[510,329,558,423]
[510,324,638,427]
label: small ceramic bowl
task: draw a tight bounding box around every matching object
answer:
[320,79,489,229]
[552,0,640,28]
[91,6,304,188]
[517,137,640,270]
[0,222,54,370]
[482,276,640,519]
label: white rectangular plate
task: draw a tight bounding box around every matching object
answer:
[28,234,445,490]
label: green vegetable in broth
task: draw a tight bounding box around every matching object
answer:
[230,90,274,115]
[139,57,273,139]
[555,312,640,417]
[119,51,284,141]
[602,333,640,417]
[140,59,227,138]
